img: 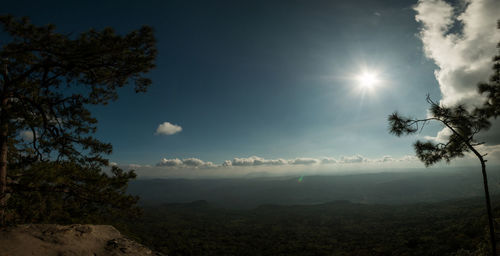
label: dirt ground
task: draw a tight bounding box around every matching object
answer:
[0,224,162,256]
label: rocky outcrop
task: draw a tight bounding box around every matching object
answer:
[0,224,163,256]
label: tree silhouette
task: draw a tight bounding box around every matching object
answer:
[388,25,500,255]
[0,15,156,223]
[7,162,140,224]
[389,99,496,255]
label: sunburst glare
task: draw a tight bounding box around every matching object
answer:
[357,71,379,89]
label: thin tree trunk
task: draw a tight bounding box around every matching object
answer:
[0,115,7,225]
[469,145,496,256]
[443,121,497,255]
[480,159,496,256]
[0,59,8,225]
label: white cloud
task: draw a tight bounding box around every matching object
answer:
[290,158,319,165]
[132,154,425,179]
[399,155,419,162]
[222,160,232,167]
[257,158,288,166]
[157,157,214,168]
[155,122,182,135]
[379,156,395,162]
[423,127,453,143]
[231,156,259,166]
[339,155,366,163]
[157,158,183,167]
[182,158,205,167]
[226,156,323,166]
[230,156,288,166]
[414,0,500,107]
[414,0,500,157]
[153,154,420,171]
[321,157,338,164]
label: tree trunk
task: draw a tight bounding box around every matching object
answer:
[0,59,8,225]
[480,159,496,256]
[469,145,496,256]
[0,116,7,225]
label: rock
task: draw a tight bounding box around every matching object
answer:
[0,224,164,256]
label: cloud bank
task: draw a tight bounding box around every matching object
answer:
[113,153,458,179]
[115,155,423,171]
[155,122,182,135]
[113,154,443,178]
[112,147,500,178]
[112,151,494,178]
[226,156,289,167]
[157,157,215,168]
[185,155,402,168]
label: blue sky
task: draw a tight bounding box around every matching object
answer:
[4,0,500,177]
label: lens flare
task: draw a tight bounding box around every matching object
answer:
[298,175,304,183]
[357,72,379,89]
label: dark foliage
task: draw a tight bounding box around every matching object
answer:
[0,15,156,224]
[388,97,490,166]
[0,15,156,166]
[117,199,498,256]
[6,161,140,224]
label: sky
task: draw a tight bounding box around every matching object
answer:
[3,0,500,178]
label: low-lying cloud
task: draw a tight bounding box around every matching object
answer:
[290,158,319,165]
[339,155,366,163]
[111,152,498,178]
[149,154,419,170]
[157,157,214,168]
[113,154,436,179]
[227,156,288,166]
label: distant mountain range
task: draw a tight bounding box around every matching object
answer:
[128,166,500,209]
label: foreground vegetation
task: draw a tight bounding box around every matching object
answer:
[115,197,500,256]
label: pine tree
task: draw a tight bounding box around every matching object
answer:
[0,15,156,224]
[8,162,141,224]
[388,23,500,255]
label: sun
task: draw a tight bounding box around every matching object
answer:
[357,71,379,89]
